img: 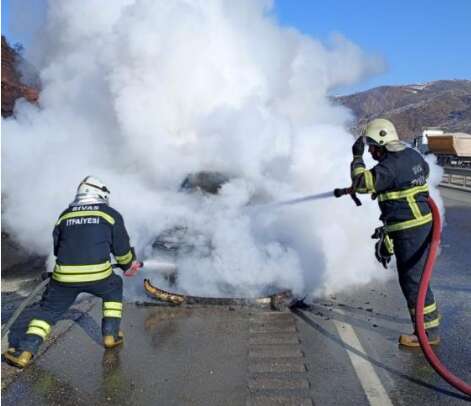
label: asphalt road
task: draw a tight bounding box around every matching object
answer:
[1,187,470,405]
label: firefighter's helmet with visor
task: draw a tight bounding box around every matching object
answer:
[76,176,110,203]
[363,118,405,152]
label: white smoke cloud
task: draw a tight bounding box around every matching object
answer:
[2,0,440,298]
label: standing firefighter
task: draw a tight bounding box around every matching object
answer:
[4,176,142,368]
[351,118,440,347]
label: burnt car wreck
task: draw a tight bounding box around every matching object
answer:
[150,171,231,284]
[143,171,293,305]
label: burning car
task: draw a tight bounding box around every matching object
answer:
[147,170,273,291]
[149,171,234,285]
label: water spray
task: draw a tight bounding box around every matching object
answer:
[248,186,361,213]
[140,260,177,276]
[251,191,334,210]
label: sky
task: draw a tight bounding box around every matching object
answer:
[274,0,471,93]
[1,0,470,94]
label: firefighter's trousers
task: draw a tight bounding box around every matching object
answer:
[18,273,123,354]
[392,222,440,337]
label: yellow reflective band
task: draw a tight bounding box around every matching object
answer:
[353,166,366,176]
[407,195,423,219]
[57,211,115,225]
[364,170,375,192]
[54,261,111,274]
[378,184,429,202]
[52,267,112,283]
[410,302,437,316]
[424,318,440,329]
[27,327,49,339]
[103,302,123,311]
[424,303,437,315]
[103,310,122,318]
[103,302,122,318]
[27,319,51,339]
[385,213,433,233]
[115,250,133,265]
[384,235,394,254]
[29,319,51,334]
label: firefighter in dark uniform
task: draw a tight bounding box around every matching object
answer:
[4,176,142,368]
[351,118,440,347]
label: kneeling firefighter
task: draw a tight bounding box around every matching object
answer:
[350,118,441,347]
[4,176,142,368]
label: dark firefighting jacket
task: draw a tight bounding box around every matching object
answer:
[351,147,432,235]
[52,203,135,283]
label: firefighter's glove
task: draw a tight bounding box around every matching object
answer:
[352,136,365,157]
[124,261,142,277]
[371,227,382,239]
[375,240,392,269]
[371,227,394,269]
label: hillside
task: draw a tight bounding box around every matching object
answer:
[1,36,39,117]
[337,80,471,140]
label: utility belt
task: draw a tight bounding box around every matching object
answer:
[378,184,432,233]
[52,261,113,283]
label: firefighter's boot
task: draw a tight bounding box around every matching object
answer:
[4,348,33,369]
[399,333,440,348]
[103,331,124,349]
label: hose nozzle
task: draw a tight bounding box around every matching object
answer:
[334,188,349,198]
[333,187,362,206]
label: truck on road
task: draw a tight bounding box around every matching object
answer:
[413,128,471,168]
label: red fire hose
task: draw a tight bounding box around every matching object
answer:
[416,197,471,396]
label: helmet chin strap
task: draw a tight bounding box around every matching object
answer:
[368,144,386,161]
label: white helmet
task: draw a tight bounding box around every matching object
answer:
[364,118,405,152]
[76,176,110,203]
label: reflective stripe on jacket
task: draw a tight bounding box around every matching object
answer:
[52,204,134,283]
[351,147,432,233]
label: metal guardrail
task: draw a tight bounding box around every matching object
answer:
[440,167,471,191]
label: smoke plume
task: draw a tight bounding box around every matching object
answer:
[2,0,442,298]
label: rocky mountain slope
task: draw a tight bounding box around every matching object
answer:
[337,80,471,141]
[1,36,39,117]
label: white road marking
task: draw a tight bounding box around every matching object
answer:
[333,310,394,406]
